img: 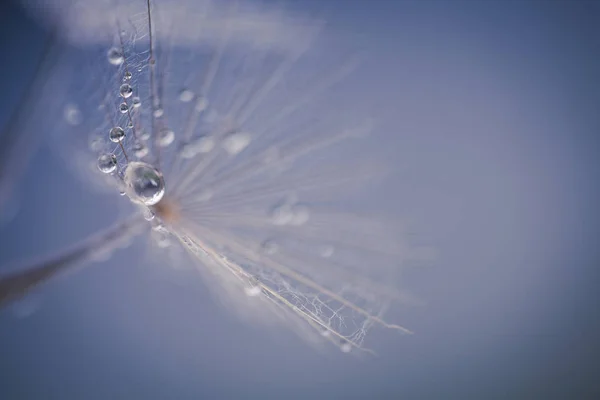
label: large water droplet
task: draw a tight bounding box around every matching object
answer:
[223,132,251,155]
[109,126,125,143]
[158,129,174,147]
[119,83,133,98]
[107,47,124,66]
[97,153,117,173]
[123,161,165,206]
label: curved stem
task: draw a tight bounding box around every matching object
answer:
[0,216,145,308]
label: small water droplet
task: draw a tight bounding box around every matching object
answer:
[321,329,331,337]
[63,104,82,125]
[119,83,133,98]
[261,240,278,255]
[143,208,155,221]
[180,136,214,158]
[89,136,104,152]
[153,108,164,118]
[244,285,262,297]
[179,89,194,102]
[124,71,132,80]
[133,141,148,158]
[139,130,150,141]
[290,205,310,226]
[320,245,334,258]
[107,47,124,66]
[109,126,125,143]
[97,153,117,173]
[340,340,352,353]
[195,97,208,112]
[132,97,141,108]
[223,132,251,155]
[123,161,165,206]
[270,203,294,226]
[119,102,129,113]
[158,129,174,147]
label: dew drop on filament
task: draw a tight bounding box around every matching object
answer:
[97,153,117,173]
[109,127,125,143]
[123,161,166,206]
[119,84,133,99]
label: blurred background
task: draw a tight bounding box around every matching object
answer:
[0,0,599,398]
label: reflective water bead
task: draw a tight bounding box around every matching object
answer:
[143,208,155,221]
[222,132,251,155]
[119,83,133,98]
[97,153,117,173]
[124,71,132,80]
[107,47,124,66]
[132,97,141,108]
[109,126,125,143]
[119,102,129,113]
[123,161,165,206]
[158,129,175,147]
[179,89,194,102]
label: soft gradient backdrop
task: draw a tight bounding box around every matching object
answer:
[1,0,599,398]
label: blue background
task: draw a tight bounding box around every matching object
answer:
[1,0,599,398]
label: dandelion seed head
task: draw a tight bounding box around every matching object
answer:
[30,0,420,353]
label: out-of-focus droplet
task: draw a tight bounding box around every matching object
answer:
[340,339,352,353]
[123,161,165,206]
[89,136,103,152]
[321,329,331,337]
[195,97,208,112]
[133,141,148,158]
[153,108,164,118]
[132,97,141,108]
[244,285,262,297]
[109,126,125,143]
[97,153,117,173]
[290,205,310,226]
[64,104,82,125]
[261,240,278,255]
[107,47,124,66]
[119,83,133,98]
[320,245,334,258]
[153,231,171,248]
[270,203,294,226]
[179,89,194,102]
[180,135,215,158]
[158,129,175,147]
[223,132,251,155]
